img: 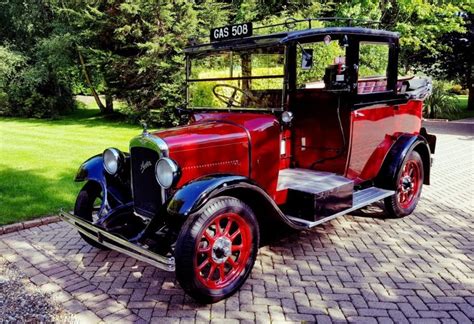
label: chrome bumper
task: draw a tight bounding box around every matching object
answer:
[59,210,175,271]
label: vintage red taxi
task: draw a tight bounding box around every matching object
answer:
[61,19,435,303]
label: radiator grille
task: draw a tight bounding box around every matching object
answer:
[130,147,162,217]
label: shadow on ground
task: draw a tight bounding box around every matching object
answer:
[0,167,79,225]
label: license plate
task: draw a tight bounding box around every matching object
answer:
[210,23,253,42]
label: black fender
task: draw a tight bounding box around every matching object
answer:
[75,154,132,212]
[166,174,306,232]
[75,154,105,183]
[376,134,432,189]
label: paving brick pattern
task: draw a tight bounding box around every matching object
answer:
[1,121,473,323]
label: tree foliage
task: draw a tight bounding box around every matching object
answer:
[0,0,471,121]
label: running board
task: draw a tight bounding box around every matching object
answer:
[60,210,175,271]
[287,187,394,228]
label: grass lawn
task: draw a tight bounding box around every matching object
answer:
[453,95,473,120]
[0,102,142,226]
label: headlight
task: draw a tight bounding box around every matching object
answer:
[155,158,179,188]
[103,148,122,175]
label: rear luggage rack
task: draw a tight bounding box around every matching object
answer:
[253,17,381,34]
[60,210,175,271]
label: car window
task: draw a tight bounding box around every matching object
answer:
[358,42,390,93]
[296,39,346,89]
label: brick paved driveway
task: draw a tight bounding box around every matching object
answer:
[1,121,473,323]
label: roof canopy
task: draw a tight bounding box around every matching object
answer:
[184,27,399,55]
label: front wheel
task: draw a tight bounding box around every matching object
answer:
[74,182,109,250]
[384,150,424,218]
[175,196,259,303]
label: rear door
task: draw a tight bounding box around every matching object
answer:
[346,38,401,183]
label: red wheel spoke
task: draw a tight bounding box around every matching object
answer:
[230,229,241,241]
[218,264,226,281]
[404,163,409,173]
[207,264,217,280]
[398,192,404,203]
[223,219,233,235]
[197,245,211,253]
[203,231,215,244]
[198,258,209,271]
[227,257,237,268]
[232,244,243,252]
[213,220,222,235]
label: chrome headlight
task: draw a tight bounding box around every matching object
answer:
[155,157,179,189]
[103,148,122,175]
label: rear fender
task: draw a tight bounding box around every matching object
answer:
[166,174,305,232]
[376,134,432,188]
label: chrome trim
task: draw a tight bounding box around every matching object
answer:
[129,133,169,156]
[155,157,179,189]
[129,132,169,202]
[60,210,175,271]
[103,148,122,175]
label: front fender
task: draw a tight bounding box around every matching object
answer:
[75,154,105,183]
[166,174,305,231]
[167,175,249,218]
[75,154,131,208]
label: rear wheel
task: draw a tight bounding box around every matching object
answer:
[74,182,109,250]
[384,150,424,218]
[175,196,259,303]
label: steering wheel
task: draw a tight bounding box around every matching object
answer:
[212,84,256,108]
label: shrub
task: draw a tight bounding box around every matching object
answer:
[449,84,468,95]
[0,46,75,118]
[424,81,460,119]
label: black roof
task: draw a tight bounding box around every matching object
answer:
[184,27,399,54]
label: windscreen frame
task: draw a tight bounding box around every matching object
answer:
[185,44,290,112]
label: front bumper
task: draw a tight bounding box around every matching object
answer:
[59,210,175,272]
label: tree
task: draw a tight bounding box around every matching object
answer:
[55,0,231,124]
[0,0,76,118]
[416,11,473,110]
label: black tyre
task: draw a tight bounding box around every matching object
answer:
[384,150,424,218]
[74,182,109,250]
[175,196,259,303]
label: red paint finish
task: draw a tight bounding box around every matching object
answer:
[156,112,281,197]
[347,100,422,183]
[291,91,351,175]
[153,121,249,188]
[193,113,281,198]
[279,128,292,170]
[194,212,252,290]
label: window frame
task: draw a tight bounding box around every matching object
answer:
[355,37,398,97]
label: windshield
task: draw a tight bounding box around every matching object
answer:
[186,46,285,110]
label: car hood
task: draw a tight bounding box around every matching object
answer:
[152,120,249,152]
[150,113,280,188]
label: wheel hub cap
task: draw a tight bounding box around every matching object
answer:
[212,237,232,264]
[401,176,413,192]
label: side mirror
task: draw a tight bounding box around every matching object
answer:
[301,49,313,70]
[339,35,349,47]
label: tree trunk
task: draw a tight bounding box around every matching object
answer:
[468,82,473,111]
[105,92,114,114]
[77,49,107,113]
[467,56,473,111]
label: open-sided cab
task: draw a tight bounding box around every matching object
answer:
[61,19,436,303]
